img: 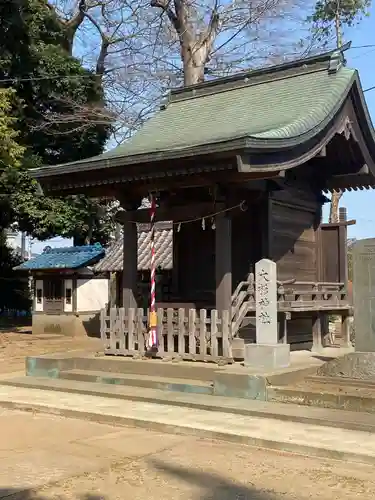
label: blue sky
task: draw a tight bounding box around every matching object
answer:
[328,6,375,239]
[21,9,375,253]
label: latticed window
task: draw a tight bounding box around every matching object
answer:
[44,278,63,313]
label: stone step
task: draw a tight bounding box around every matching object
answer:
[268,383,375,413]
[3,375,375,434]
[59,369,214,395]
[305,375,375,389]
[1,383,375,465]
[26,354,220,382]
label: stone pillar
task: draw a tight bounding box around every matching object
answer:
[215,213,232,315]
[244,258,290,370]
[311,312,323,353]
[340,313,352,348]
[122,220,138,310]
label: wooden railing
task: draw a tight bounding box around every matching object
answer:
[274,281,348,312]
[231,275,350,336]
[231,273,254,335]
[101,307,233,363]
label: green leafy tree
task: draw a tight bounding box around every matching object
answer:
[0,0,114,243]
[309,0,371,223]
[0,0,110,165]
[310,0,371,45]
[0,232,31,313]
[0,88,26,230]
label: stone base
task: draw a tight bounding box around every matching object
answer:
[317,352,375,380]
[244,343,290,370]
[32,312,100,338]
[231,338,245,360]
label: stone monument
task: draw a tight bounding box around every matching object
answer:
[353,238,375,352]
[244,258,290,370]
[317,238,375,380]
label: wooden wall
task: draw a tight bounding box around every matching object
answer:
[174,205,264,304]
[175,221,215,305]
[318,225,347,283]
[231,207,262,290]
[270,191,321,282]
[267,190,322,346]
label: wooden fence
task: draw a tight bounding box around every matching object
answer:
[100,307,233,363]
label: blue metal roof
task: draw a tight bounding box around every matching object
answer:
[14,244,105,271]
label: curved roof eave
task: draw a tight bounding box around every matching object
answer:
[31,72,375,182]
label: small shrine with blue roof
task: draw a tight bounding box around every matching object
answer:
[15,244,108,337]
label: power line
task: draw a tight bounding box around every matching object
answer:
[350,44,375,49]
[0,73,96,84]
[1,53,375,94]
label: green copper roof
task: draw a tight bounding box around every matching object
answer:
[33,48,368,179]
[107,63,354,157]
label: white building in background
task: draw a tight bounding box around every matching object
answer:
[6,229,19,252]
[5,229,37,260]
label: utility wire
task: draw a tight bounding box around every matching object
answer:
[1,45,375,92]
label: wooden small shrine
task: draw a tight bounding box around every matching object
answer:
[30,47,375,359]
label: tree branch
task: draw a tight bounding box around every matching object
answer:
[150,0,180,33]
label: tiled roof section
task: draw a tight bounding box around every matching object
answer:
[107,64,354,156]
[14,245,105,271]
[94,223,173,272]
[31,48,363,180]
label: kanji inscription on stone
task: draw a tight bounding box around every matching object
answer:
[255,259,278,345]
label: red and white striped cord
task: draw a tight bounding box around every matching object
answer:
[147,193,157,349]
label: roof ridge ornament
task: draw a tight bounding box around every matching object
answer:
[328,41,352,74]
[328,50,343,74]
[160,90,171,110]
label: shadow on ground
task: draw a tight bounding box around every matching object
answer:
[0,321,32,334]
[149,458,283,500]
[0,490,104,500]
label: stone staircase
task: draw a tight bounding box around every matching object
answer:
[6,350,375,417]
[268,374,375,413]
[9,351,320,402]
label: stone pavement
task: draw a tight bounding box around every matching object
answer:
[1,407,375,500]
[0,384,374,466]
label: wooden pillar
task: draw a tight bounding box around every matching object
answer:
[338,207,348,284]
[261,193,272,259]
[72,276,77,313]
[215,213,232,314]
[109,272,117,308]
[122,221,138,310]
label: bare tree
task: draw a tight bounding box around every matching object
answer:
[44,0,319,142]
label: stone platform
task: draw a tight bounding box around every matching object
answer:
[23,349,341,402]
[268,352,375,412]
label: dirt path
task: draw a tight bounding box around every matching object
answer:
[0,326,372,499]
[0,408,374,500]
[0,327,101,375]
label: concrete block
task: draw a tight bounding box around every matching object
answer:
[213,371,267,400]
[231,338,245,360]
[244,343,290,370]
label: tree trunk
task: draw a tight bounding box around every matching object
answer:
[329,190,342,223]
[329,11,343,224]
[182,45,206,86]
